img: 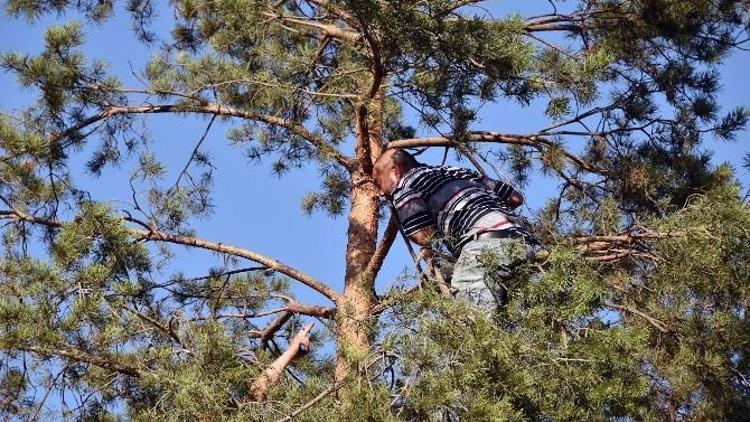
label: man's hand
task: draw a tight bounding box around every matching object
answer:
[508,191,524,209]
[408,226,438,248]
[418,245,435,263]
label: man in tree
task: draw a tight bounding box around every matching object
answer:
[373,148,535,312]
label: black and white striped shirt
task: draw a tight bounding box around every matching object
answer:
[392,165,527,255]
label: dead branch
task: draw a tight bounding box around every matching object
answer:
[304,0,359,29]
[274,384,341,421]
[276,297,337,319]
[606,302,669,333]
[524,12,590,33]
[427,259,453,299]
[526,23,584,32]
[574,233,664,244]
[248,323,313,402]
[262,11,360,43]
[445,0,487,14]
[573,230,664,263]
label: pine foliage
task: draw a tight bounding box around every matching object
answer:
[1,0,749,419]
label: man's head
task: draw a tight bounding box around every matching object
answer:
[373,149,420,197]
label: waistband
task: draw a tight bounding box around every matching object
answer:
[455,227,534,251]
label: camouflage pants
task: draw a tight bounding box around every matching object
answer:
[451,236,536,313]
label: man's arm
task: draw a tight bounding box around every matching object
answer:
[408,226,438,263]
[441,167,523,208]
[480,176,524,209]
[392,187,439,251]
[408,226,438,247]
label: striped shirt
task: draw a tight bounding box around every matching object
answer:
[392,165,528,256]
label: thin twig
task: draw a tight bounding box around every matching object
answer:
[273,382,342,422]
[171,114,217,191]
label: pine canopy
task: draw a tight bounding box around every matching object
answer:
[1,0,750,420]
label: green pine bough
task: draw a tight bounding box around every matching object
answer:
[1,0,750,420]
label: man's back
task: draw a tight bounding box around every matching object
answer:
[392,165,527,255]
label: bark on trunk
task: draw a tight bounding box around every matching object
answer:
[334,101,383,383]
[334,171,379,383]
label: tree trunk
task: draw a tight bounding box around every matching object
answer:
[334,172,379,383]
[334,104,382,383]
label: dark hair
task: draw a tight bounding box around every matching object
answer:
[389,149,419,172]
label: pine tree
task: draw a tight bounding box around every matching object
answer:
[1,0,749,420]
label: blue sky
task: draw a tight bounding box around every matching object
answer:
[1,2,749,312]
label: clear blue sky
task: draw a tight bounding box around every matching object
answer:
[1,2,749,309]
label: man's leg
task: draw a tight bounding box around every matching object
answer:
[451,237,533,313]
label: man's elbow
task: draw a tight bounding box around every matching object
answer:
[410,227,437,246]
[508,192,524,208]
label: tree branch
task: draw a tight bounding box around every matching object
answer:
[279,298,336,319]
[0,209,342,303]
[250,295,337,320]
[304,0,359,29]
[273,381,342,421]
[526,23,584,32]
[249,312,293,346]
[171,114,217,191]
[125,306,192,353]
[354,104,372,172]
[573,231,664,262]
[262,11,360,43]
[372,285,421,316]
[55,102,354,170]
[524,13,588,33]
[387,131,608,174]
[368,91,386,163]
[606,302,669,333]
[248,323,313,402]
[364,213,399,280]
[445,0,487,14]
[191,301,336,321]
[137,227,341,303]
[19,346,141,378]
